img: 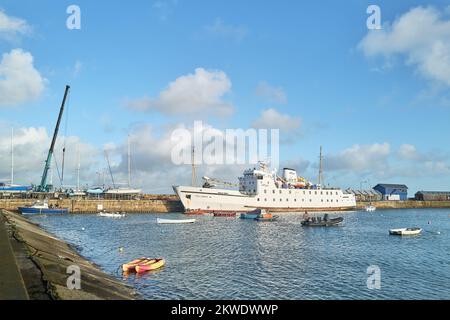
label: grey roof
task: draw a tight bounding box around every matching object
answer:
[374,183,408,189]
[416,191,450,195]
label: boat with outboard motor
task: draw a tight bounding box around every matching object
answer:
[301,213,343,227]
[389,228,422,236]
[18,200,69,215]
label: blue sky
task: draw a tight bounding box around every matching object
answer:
[0,0,449,194]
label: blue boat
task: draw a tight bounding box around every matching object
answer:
[0,182,32,192]
[240,209,265,219]
[18,200,68,215]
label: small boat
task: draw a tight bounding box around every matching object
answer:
[301,214,343,227]
[255,212,279,222]
[213,211,237,217]
[135,258,165,273]
[157,218,196,224]
[389,228,422,236]
[122,257,155,272]
[98,212,126,218]
[365,205,376,212]
[18,200,68,215]
[240,209,266,219]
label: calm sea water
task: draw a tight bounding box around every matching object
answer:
[30,209,450,300]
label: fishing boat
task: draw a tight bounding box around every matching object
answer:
[98,211,125,218]
[301,214,343,227]
[18,200,68,215]
[157,218,196,224]
[213,211,237,217]
[240,209,265,219]
[389,228,422,236]
[122,257,155,272]
[135,258,165,273]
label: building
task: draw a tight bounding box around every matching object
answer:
[345,189,382,202]
[415,191,450,201]
[373,184,408,201]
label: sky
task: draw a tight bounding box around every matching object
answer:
[0,0,450,194]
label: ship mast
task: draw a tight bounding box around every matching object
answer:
[76,144,80,190]
[318,146,324,188]
[191,146,197,187]
[10,128,14,185]
[127,135,131,187]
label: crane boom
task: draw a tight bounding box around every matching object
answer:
[38,85,70,192]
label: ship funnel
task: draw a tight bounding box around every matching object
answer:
[282,168,298,183]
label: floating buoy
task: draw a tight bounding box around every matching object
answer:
[81,227,85,231]
[119,247,124,253]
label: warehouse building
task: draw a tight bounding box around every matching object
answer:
[373,184,408,201]
[415,191,450,201]
[345,189,382,202]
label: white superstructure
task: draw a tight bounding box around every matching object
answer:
[174,162,356,212]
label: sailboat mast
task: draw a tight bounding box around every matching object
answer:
[10,128,14,185]
[318,146,323,188]
[104,150,115,188]
[76,144,80,190]
[127,135,131,187]
[191,146,197,187]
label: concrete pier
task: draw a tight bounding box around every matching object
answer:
[0,210,139,300]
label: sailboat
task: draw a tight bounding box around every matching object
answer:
[68,144,86,196]
[104,135,141,195]
[0,128,32,193]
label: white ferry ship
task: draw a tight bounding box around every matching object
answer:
[173,162,356,212]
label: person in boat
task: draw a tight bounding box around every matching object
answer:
[303,211,309,221]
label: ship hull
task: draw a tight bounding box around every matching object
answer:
[18,207,69,215]
[173,186,356,213]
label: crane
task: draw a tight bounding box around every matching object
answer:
[37,85,70,192]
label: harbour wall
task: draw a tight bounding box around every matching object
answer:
[356,200,450,210]
[0,196,184,213]
[1,197,450,214]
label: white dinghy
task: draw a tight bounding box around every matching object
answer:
[389,228,422,236]
[98,212,126,218]
[157,218,196,224]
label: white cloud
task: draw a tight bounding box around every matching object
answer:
[0,9,30,41]
[255,81,287,104]
[0,49,46,107]
[204,18,249,42]
[125,68,234,117]
[0,125,99,187]
[397,144,422,161]
[324,143,391,173]
[252,108,301,132]
[359,6,450,86]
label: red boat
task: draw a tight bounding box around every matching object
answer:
[213,211,237,217]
